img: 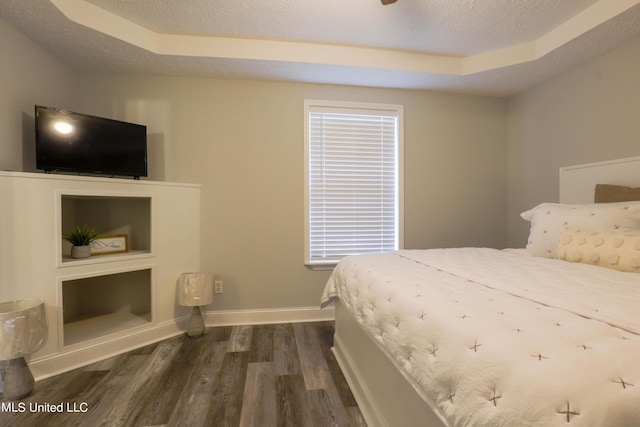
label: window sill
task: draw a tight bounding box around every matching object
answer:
[305,263,337,271]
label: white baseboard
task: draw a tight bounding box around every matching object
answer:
[25,306,335,383]
[29,317,187,382]
[204,305,335,326]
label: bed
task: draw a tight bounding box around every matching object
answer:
[321,156,640,427]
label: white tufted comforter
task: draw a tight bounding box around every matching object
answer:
[321,248,640,427]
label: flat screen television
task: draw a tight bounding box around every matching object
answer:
[35,105,147,179]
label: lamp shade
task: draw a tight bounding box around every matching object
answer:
[178,273,214,307]
[0,299,48,360]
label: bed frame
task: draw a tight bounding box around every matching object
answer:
[559,156,640,203]
[332,156,640,427]
[333,300,446,427]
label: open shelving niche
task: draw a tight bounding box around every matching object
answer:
[58,266,154,348]
[57,191,154,266]
[55,190,156,348]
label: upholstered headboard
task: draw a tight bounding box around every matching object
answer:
[559,156,640,204]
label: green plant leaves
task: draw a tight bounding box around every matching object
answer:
[63,225,100,246]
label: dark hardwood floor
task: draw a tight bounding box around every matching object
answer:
[0,321,367,427]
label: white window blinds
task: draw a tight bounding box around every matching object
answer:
[305,101,403,266]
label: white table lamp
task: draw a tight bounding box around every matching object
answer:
[178,273,214,337]
[0,299,48,400]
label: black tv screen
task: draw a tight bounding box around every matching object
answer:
[35,105,147,178]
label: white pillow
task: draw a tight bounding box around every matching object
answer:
[520,202,640,258]
[557,227,640,273]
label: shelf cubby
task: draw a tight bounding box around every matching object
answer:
[61,268,152,347]
[60,194,152,264]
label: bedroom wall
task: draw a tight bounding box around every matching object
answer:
[507,37,640,248]
[72,74,508,311]
[0,17,76,172]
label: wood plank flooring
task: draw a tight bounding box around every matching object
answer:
[0,321,367,427]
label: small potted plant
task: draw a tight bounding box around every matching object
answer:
[64,225,100,259]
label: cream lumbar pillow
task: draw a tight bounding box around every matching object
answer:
[557,227,640,273]
[520,202,640,258]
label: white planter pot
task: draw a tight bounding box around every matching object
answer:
[70,245,91,259]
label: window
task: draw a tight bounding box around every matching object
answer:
[304,100,403,266]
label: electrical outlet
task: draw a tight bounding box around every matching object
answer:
[214,280,224,294]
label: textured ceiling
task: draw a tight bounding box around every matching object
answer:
[2,0,640,96]
[86,0,599,55]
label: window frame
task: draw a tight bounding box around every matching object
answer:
[304,99,404,267]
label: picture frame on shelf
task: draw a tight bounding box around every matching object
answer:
[91,234,129,256]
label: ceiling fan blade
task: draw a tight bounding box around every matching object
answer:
[381,0,398,4]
